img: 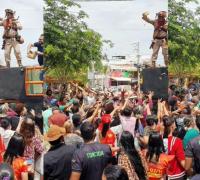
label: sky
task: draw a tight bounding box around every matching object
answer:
[77,0,168,65]
[0,0,43,67]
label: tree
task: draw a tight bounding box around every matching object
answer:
[44,0,105,83]
[168,0,200,78]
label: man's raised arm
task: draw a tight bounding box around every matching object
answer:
[142,12,154,25]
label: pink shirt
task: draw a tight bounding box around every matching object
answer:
[120,115,136,137]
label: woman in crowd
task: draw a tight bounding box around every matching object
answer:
[99,114,117,161]
[146,132,174,180]
[119,107,136,137]
[163,116,186,180]
[4,133,28,180]
[118,131,147,180]
[19,117,43,161]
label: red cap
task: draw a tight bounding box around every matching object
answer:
[101,114,111,124]
[48,113,67,127]
[98,114,112,131]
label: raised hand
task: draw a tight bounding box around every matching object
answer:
[148,91,154,99]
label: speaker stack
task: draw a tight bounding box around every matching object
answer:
[141,67,168,99]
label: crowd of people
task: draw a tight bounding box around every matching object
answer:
[0,102,43,180]
[42,82,200,180]
[0,82,199,180]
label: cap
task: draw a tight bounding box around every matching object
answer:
[5,9,14,14]
[44,125,65,142]
[157,11,167,18]
[98,114,112,131]
[101,114,111,124]
[48,113,67,127]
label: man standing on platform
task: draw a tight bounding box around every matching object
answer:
[0,9,24,69]
[28,34,44,66]
[28,34,44,80]
[142,11,168,68]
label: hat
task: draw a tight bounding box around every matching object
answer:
[101,114,111,124]
[98,114,112,131]
[157,11,167,18]
[48,112,67,127]
[5,9,15,14]
[44,125,65,142]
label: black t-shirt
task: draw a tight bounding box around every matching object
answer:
[185,135,200,173]
[34,42,43,65]
[71,142,112,180]
[44,143,76,180]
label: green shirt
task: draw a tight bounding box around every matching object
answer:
[59,105,65,111]
[42,108,52,133]
[183,128,199,149]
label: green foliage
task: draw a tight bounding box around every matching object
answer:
[44,0,104,83]
[169,0,200,77]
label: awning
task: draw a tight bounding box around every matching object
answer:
[111,77,131,82]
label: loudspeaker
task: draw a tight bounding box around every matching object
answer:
[141,67,168,99]
[0,67,43,111]
[0,68,25,100]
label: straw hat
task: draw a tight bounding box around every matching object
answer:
[44,125,65,142]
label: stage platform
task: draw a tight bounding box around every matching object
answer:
[0,67,43,111]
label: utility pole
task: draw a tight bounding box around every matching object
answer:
[132,42,140,93]
[137,42,141,94]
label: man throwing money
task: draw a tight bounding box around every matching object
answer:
[28,34,44,66]
[142,11,168,67]
[0,9,24,69]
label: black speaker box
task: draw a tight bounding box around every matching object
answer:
[0,67,43,111]
[141,67,168,99]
